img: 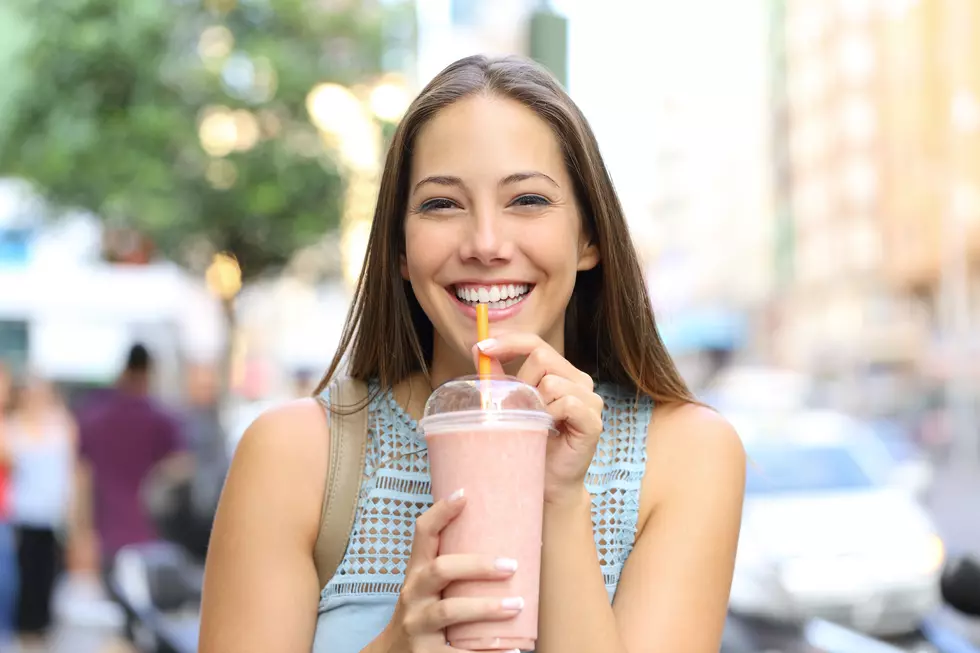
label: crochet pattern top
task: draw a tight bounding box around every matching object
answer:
[312,379,653,653]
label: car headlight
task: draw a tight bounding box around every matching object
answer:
[920,533,945,574]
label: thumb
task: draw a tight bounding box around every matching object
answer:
[471,345,506,376]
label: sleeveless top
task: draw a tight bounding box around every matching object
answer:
[312,380,653,653]
[7,415,73,529]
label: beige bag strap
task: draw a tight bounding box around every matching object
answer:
[313,376,370,590]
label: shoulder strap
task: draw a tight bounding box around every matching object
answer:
[313,376,370,590]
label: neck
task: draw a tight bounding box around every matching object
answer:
[118,374,148,396]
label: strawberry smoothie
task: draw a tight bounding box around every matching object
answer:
[421,376,553,652]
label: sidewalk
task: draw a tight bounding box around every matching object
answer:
[10,573,133,653]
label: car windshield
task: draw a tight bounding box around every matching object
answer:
[745,442,877,495]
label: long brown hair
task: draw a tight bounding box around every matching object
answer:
[315,55,695,406]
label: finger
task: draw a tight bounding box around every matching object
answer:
[412,554,519,597]
[477,337,579,384]
[547,395,603,439]
[417,596,525,632]
[470,345,506,376]
[410,489,467,563]
[475,333,549,366]
[537,373,599,406]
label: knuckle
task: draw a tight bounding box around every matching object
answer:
[429,556,449,584]
[540,374,559,396]
[529,347,548,365]
[581,373,595,391]
[403,568,421,596]
[401,607,424,635]
[414,512,434,537]
[432,600,453,625]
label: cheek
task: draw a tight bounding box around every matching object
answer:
[523,224,581,277]
[403,222,454,287]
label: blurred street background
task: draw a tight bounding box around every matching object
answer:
[0,0,979,651]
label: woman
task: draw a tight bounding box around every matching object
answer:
[200,55,746,653]
[7,376,76,645]
[0,363,17,645]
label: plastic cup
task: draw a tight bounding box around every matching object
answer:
[420,375,553,652]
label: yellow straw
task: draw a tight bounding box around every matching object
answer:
[476,303,492,378]
[476,303,492,409]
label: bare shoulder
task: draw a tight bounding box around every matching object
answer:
[238,397,331,455]
[200,398,331,651]
[648,402,745,463]
[639,402,746,527]
[221,398,331,539]
[231,397,330,480]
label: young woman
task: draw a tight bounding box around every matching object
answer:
[7,376,76,645]
[0,363,17,645]
[200,55,746,653]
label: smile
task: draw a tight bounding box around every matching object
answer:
[448,282,534,320]
[453,283,532,309]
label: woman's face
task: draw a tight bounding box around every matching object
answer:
[20,378,56,413]
[403,94,599,368]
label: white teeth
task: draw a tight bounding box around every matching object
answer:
[454,283,531,305]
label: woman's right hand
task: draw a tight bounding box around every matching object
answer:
[380,489,525,653]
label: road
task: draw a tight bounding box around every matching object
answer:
[925,460,980,646]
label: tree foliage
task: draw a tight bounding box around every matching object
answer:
[0,0,408,279]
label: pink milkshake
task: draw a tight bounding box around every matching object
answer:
[421,376,553,652]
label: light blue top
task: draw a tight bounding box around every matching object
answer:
[312,380,653,653]
[7,417,73,530]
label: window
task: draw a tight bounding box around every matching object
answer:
[839,0,874,23]
[0,321,29,378]
[0,227,32,266]
[838,34,875,83]
[842,157,877,205]
[840,96,877,144]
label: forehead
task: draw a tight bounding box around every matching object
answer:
[410,94,568,183]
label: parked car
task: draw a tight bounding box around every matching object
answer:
[729,411,944,637]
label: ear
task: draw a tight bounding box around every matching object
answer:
[400,253,409,280]
[576,240,600,272]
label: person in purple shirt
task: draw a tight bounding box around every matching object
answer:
[75,344,189,608]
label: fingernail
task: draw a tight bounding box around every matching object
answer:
[476,338,498,352]
[494,557,518,572]
[448,488,465,502]
[500,596,524,610]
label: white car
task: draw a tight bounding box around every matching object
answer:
[729,411,944,637]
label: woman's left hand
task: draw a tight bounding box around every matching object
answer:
[473,334,603,506]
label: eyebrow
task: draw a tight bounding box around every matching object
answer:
[412,171,560,194]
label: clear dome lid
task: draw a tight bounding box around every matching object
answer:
[419,375,554,434]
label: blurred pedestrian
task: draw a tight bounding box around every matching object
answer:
[153,362,228,560]
[75,343,190,639]
[6,374,76,646]
[0,361,18,646]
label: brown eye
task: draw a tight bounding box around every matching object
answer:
[419,198,459,212]
[511,194,550,207]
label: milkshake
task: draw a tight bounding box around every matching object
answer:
[421,375,553,652]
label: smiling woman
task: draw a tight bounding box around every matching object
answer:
[199,55,746,653]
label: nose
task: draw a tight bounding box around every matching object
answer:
[458,209,513,265]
